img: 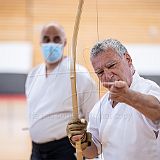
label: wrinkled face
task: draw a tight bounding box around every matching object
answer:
[91,49,133,87]
[41,24,66,45]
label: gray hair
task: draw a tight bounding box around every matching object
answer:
[90,38,127,58]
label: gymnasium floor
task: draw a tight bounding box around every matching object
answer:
[0,95,31,160]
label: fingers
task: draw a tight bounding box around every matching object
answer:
[67,118,87,142]
[114,81,126,88]
[103,81,126,89]
[102,82,114,89]
[71,135,84,142]
[68,128,86,137]
[68,123,86,130]
[68,119,87,125]
[68,119,87,131]
[80,118,86,123]
[67,119,92,150]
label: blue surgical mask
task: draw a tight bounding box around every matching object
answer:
[41,43,63,63]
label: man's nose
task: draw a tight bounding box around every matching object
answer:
[104,69,114,82]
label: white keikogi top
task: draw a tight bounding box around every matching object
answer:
[88,72,160,160]
[25,57,98,143]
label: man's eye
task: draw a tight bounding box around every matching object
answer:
[96,70,104,76]
[43,36,50,43]
[53,36,61,43]
[108,63,116,69]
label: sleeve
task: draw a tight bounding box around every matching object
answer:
[142,83,160,131]
[143,116,160,131]
[25,65,40,98]
[25,73,31,97]
[76,66,99,121]
[81,80,99,121]
[87,103,102,155]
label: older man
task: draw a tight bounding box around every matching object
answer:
[25,22,98,160]
[67,39,160,160]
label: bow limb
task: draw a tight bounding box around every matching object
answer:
[70,0,84,159]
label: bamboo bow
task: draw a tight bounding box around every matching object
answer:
[70,0,84,159]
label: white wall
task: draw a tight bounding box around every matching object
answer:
[0,42,33,73]
[125,44,160,75]
[0,43,160,75]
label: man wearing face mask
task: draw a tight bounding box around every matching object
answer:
[25,22,98,160]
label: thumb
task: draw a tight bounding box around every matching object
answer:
[114,81,126,88]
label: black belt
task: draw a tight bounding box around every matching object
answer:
[31,136,76,160]
[32,137,71,150]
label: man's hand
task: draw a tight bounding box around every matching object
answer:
[66,119,92,150]
[103,81,131,104]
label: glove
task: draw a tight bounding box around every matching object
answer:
[66,118,92,150]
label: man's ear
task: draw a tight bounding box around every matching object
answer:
[124,52,132,66]
[64,39,67,47]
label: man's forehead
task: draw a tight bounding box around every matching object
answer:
[41,23,64,35]
[91,51,120,68]
[42,26,59,34]
[93,50,119,61]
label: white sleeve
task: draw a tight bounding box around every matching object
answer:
[87,103,102,155]
[81,80,99,121]
[143,116,160,131]
[25,65,41,98]
[76,66,99,121]
[25,73,33,97]
[143,83,160,131]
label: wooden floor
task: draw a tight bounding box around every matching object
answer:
[0,96,31,160]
